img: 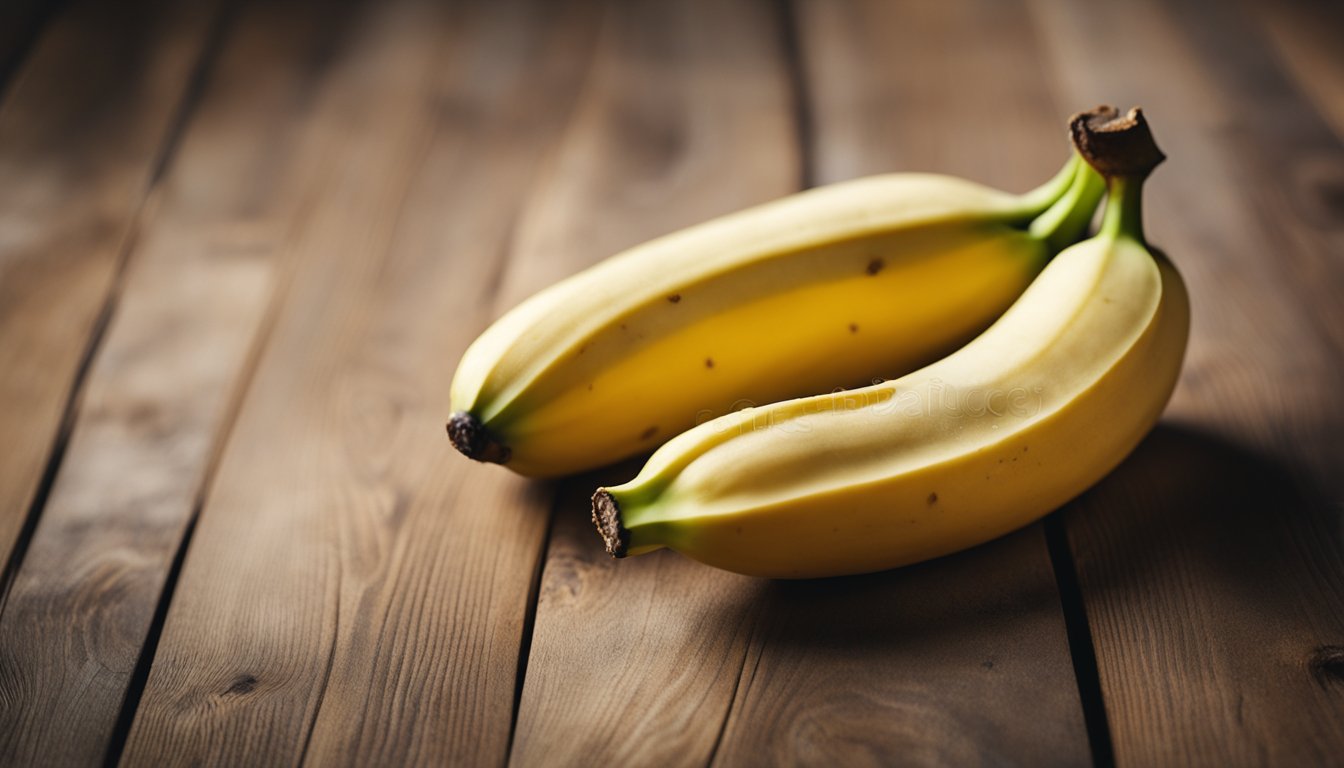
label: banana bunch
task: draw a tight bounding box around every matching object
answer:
[592,107,1188,578]
[448,144,1105,476]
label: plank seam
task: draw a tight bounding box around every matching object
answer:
[0,332,95,618]
[1044,513,1116,768]
[776,0,815,190]
[0,0,241,622]
[297,560,342,767]
[84,3,256,764]
[704,613,764,768]
[503,483,561,766]
[100,502,202,768]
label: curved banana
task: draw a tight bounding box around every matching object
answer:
[593,106,1188,578]
[449,145,1104,476]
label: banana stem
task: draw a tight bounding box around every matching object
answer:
[1069,105,1165,246]
[1016,153,1085,215]
[1100,176,1146,242]
[1028,155,1106,251]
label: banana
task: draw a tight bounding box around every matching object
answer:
[449,141,1105,477]
[592,106,1188,578]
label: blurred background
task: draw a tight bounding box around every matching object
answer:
[0,0,1341,766]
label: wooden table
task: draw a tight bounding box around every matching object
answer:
[1,0,1341,765]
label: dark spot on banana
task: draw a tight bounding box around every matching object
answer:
[668,293,681,303]
[587,383,594,391]
[705,357,714,369]
[620,323,627,331]
[866,258,884,276]
[848,323,859,334]
[640,425,658,440]
[982,660,995,670]
[927,492,938,504]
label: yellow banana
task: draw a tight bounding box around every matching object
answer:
[593,106,1188,578]
[449,142,1104,476]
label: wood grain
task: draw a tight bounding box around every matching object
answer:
[0,1,366,765]
[119,0,601,764]
[0,0,220,590]
[703,3,1092,765]
[1032,0,1344,763]
[507,2,797,765]
[1253,0,1344,143]
[798,0,1077,187]
[712,534,1087,767]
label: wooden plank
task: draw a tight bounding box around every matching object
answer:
[1030,0,1344,763]
[705,2,1092,764]
[118,1,601,765]
[713,534,1086,766]
[0,2,366,765]
[507,1,798,764]
[1254,0,1344,142]
[1166,0,1344,358]
[799,0,1076,188]
[0,0,218,588]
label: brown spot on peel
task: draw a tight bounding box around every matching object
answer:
[668,293,681,303]
[866,258,884,276]
[640,425,658,440]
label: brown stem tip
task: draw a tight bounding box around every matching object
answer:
[446,412,511,464]
[1069,105,1166,180]
[592,490,629,558]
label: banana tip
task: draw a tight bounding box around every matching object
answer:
[592,490,629,558]
[447,412,511,465]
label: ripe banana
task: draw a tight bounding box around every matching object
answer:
[593,106,1188,578]
[449,143,1104,476]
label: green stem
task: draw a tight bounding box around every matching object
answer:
[1028,154,1106,251]
[1016,153,1084,215]
[1100,175,1146,242]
